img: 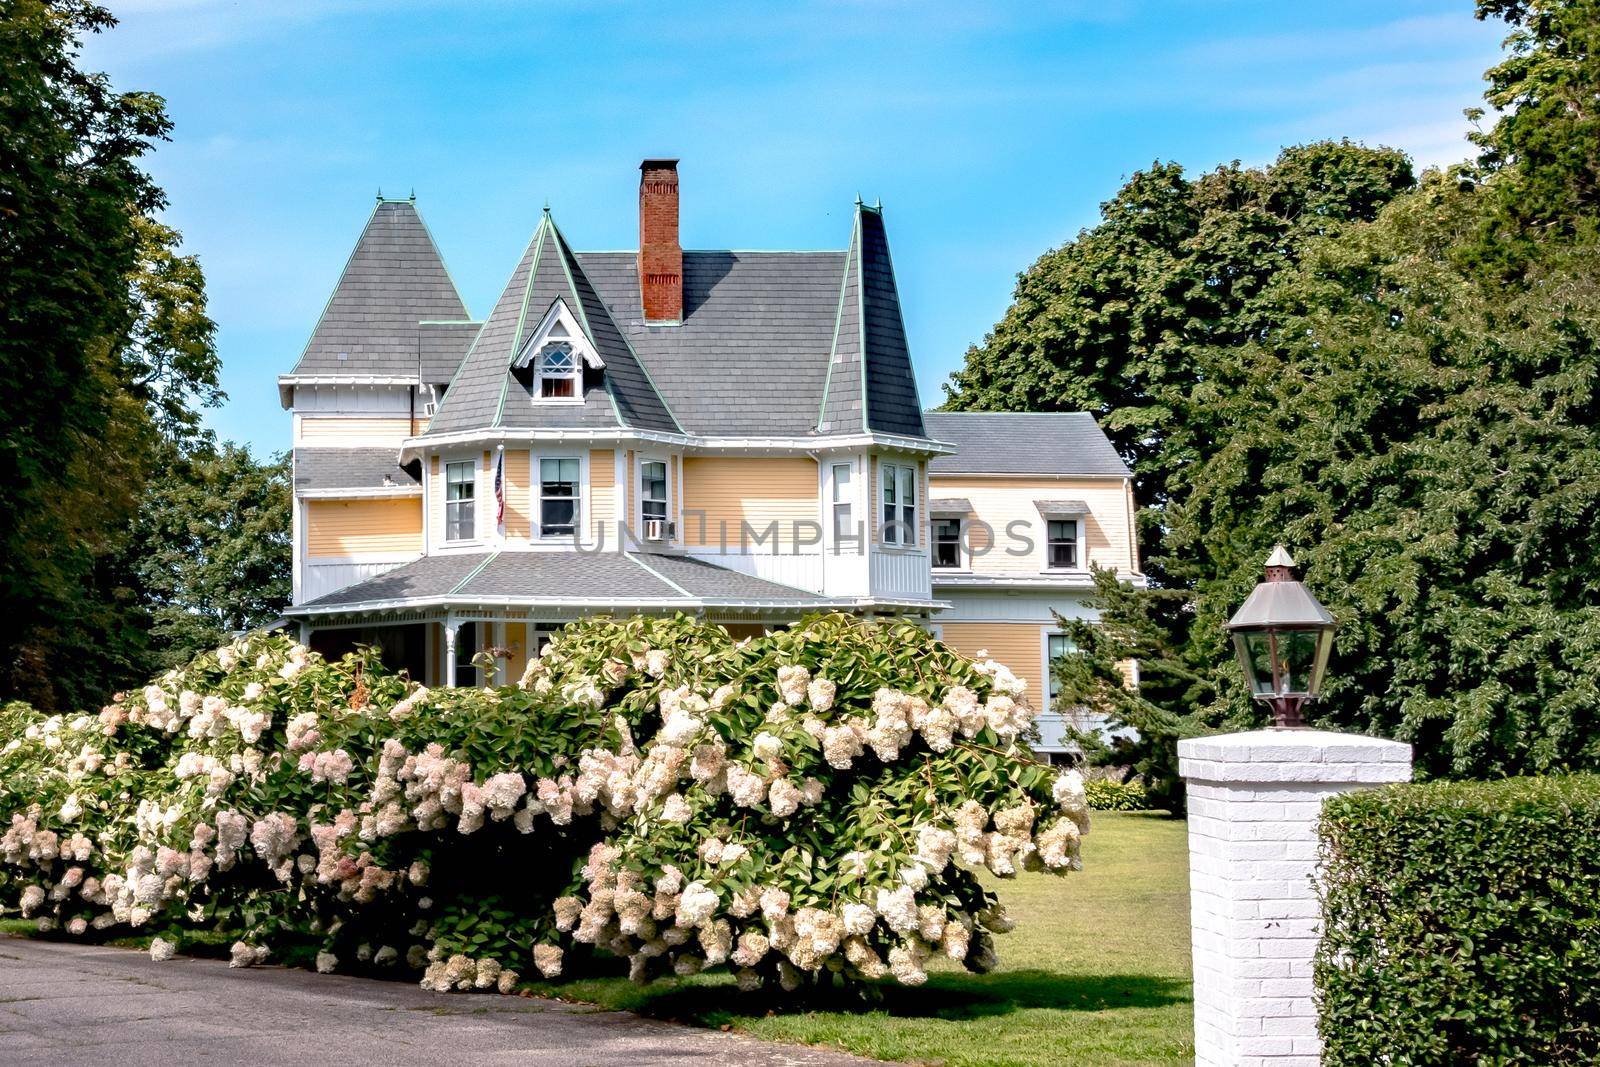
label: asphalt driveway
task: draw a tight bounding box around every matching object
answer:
[0,936,875,1066]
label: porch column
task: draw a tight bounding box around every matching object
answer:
[443,616,458,687]
[493,621,507,686]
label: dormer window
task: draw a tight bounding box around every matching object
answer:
[536,343,578,399]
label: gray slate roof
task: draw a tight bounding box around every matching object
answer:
[403,201,928,441]
[294,550,833,611]
[924,412,1131,477]
[293,449,419,492]
[291,200,471,377]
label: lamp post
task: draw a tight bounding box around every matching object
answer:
[1225,545,1335,729]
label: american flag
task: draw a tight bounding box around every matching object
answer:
[494,451,505,529]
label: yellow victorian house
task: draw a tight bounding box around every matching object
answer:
[280,160,1139,762]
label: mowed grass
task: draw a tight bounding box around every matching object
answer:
[534,811,1194,1066]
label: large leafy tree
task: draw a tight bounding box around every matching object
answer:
[952,0,1600,797]
[0,1,229,708]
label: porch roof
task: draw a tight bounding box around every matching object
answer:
[287,550,856,617]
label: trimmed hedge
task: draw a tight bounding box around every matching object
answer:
[1084,778,1149,811]
[1317,775,1600,1065]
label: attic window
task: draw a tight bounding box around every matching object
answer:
[536,343,578,400]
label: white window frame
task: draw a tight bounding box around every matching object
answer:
[1045,517,1082,571]
[830,461,856,547]
[638,456,670,535]
[536,455,583,539]
[879,460,919,548]
[444,459,477,543]
[932,516,965,570]
[1043,630,1076,706]
[532,342,582,402]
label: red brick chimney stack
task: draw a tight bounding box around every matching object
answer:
[638,159,683,325]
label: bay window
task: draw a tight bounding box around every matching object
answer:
[640,460,668,528]
[444,460,475,542]
[539,458,580,536]
[831,463,854,542]
[881,462,918,546]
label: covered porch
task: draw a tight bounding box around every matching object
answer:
[285,548,939,686]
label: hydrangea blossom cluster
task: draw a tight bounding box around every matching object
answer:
[0,613,1088,997]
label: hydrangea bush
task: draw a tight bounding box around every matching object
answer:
[0,613,1089,994]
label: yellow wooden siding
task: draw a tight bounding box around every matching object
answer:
[926,476,1135,576]
[937,622,1047,708]
[503,622,529,684]
[305,498,422,558]
[589,449,615,542]
[680,457,819,547]
[298,416,411,444]
[503,450,531,540]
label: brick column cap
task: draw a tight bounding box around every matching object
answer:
[1179,729,1412,785]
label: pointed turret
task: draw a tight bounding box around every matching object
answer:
[290,199,471,377]
[816,201,926,438]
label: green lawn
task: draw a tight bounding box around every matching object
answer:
[532,810,1195,1067]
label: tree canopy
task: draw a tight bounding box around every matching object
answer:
[944,0,1600,797]
[0,1,287,708]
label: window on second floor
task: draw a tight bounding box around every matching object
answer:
[539,457,580,536]
[881,462,917,546]
[933,518,963,568]
[640,460,668,524]
[831,463,854,542]
[1047,519,1080,570]
[445,460,475,542]
[535,343,579,400]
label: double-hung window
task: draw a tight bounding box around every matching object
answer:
[536,343,579,399]
[831,463,854,543]
[539,458,580,537]
[640,460,668,527]
[445,461,476,542]
[1047,519,1080,569]
[933,519,962,568]
[881,462,918,546]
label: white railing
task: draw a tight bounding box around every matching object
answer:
[870,548,931,600]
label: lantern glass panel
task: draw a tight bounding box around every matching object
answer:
[1235,631,1277,697]
[1277,629,1320,695]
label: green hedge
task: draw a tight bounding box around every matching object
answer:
[1084,778,1149,811]
[1317,776,1600,1065]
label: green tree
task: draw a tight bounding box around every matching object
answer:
[0,1,224,708]
[134,445,292,668]
[950,0,1600,795]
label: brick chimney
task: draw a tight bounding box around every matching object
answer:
[638,159,683,325]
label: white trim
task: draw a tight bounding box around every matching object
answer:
[400,429,952,463]
[1043,515,1084,573]
[636,454,672,545]
[926,471,1131,481]
[288,592,949,618]
[297,487,421,500]
[532,450,586,542]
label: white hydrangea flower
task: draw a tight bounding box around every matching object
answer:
[149,937,176,962]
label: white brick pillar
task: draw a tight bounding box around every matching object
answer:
[1178,730,1411,1067]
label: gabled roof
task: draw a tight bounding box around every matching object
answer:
[290,199,471,377]
[924,412,1131,477]
[295,196,938,445]
[425,211,679,437]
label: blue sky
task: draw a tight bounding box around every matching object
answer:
[84,1,1507,455]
